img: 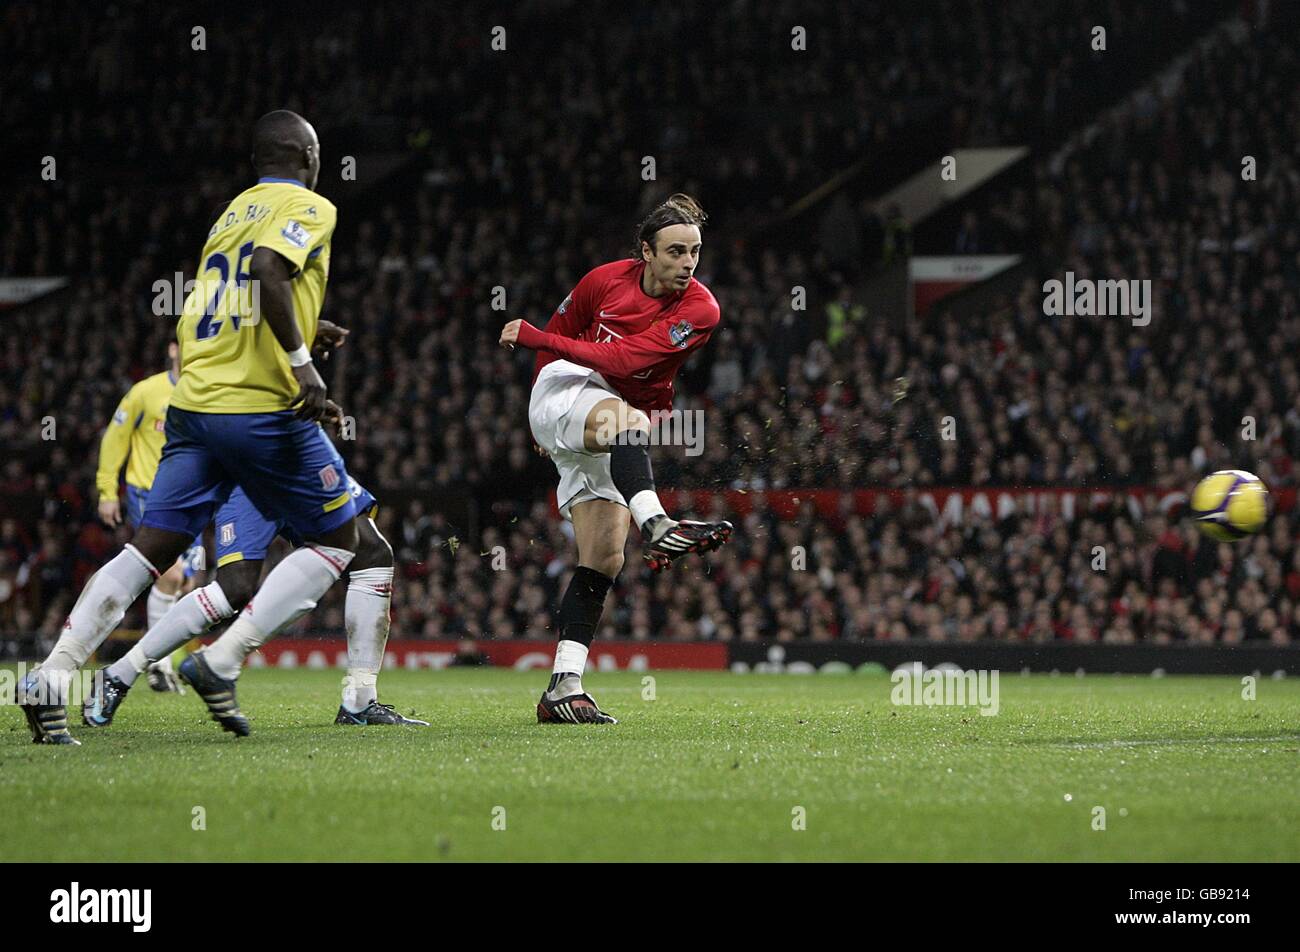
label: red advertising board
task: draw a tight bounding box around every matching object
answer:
[244,639,727,671]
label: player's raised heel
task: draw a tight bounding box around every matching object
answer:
[642,518,734,572]
[18,672,80,745]
[82,671,131,728]
[178,652,250,737]
[22,703,81,745]
[537,691,618,724]
[334,701,429,726]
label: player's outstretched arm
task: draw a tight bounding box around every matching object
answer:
[500,315,715,378]
[251,247,328,421]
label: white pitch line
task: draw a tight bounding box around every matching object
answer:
[1052,735,1298,749]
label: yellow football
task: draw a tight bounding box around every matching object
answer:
[1189,470,1269,541]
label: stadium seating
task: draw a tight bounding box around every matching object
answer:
[1,0,1292,647]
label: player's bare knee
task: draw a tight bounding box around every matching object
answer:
[585,399,649,451]
[156,561,185,595]
[585,550,624,580]
[316,518,359,554]
[351,521,393,571]
[131,527,192,575]
[624,407,651,434]
[216,561,261,610]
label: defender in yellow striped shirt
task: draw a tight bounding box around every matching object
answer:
[95,342,205,693]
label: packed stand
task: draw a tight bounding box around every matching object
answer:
[3,1,1274,644]
[340,491,1300,645]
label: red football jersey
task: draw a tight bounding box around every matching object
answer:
[520,258,721,412]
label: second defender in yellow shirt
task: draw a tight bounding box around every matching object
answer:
[95,342,205,693]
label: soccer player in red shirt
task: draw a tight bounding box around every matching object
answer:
[500,194,733,724]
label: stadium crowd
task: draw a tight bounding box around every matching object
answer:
[3,0,1293,646]
[923,5,1300,496]
[331,487,1297,645]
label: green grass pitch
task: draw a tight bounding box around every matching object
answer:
[2,668,1297,861]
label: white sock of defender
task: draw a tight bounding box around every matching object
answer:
[108,581,234,687]
[42,546,158,690]
[204,545,354,681]
[146,584,177,630]
[628,490,668,533]
[342,566,393,712]
[144,584,179,675]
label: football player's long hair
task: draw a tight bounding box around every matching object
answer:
[633,193,707,258]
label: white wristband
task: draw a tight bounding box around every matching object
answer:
[286,344,312,367]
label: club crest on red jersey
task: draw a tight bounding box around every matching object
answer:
[669,319,697,348]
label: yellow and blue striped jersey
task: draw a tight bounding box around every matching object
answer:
[95,370,177,499]
[172,178,337,413]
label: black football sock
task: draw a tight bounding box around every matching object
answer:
[609,431,668,531]
[548,566,615,693]
[556,566,614,648]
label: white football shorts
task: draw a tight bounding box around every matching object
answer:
[528,359,628,521]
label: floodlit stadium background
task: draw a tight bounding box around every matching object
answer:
[2,1,1298,670]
